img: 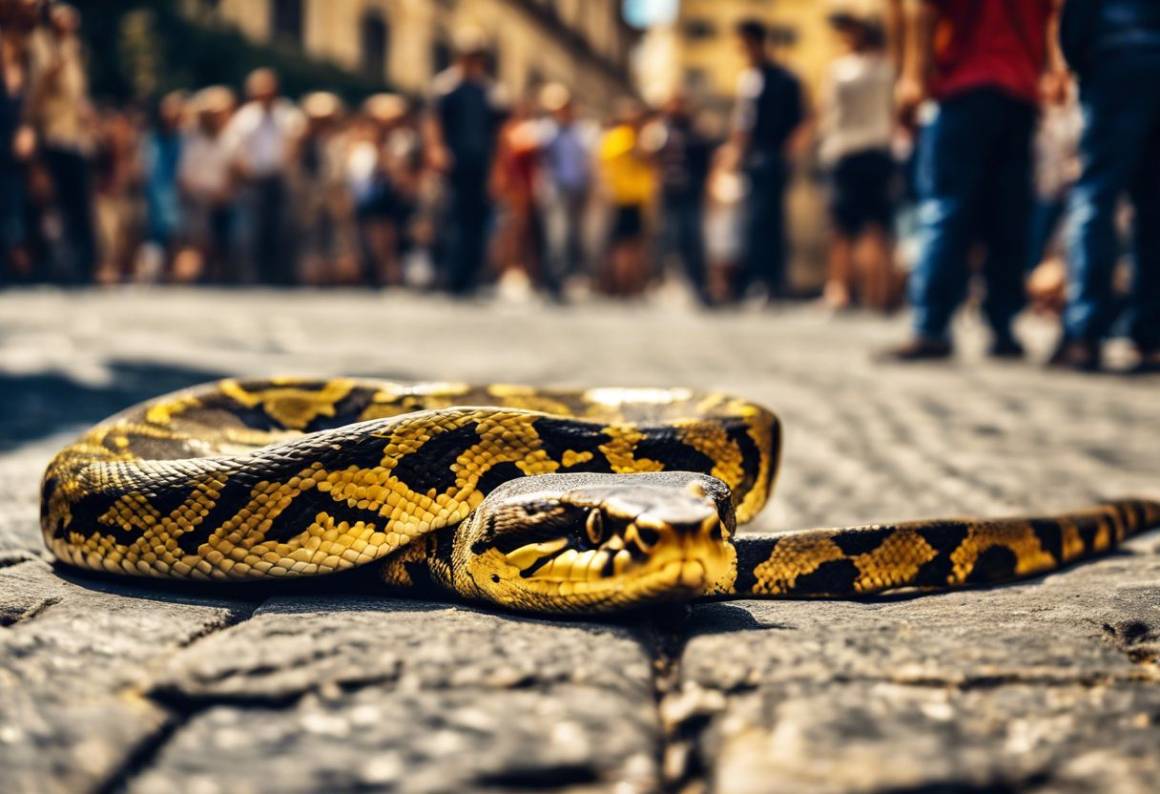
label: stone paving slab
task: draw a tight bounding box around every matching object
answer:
[0,561,251,794]
[0,288,1158,793]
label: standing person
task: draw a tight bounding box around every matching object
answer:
[732,18,805,303]
[140,91,185,282]
[704,141,747,302]
[223,68,304,285]
[0,2,36,282]
[884,0,1065,361]
[1053,0,1160,373]
[178,86,237,284]
[538,83,593,300]
[492,97,543,295]
[424,29,506,296]
[596,101,655,297]
[92,108,143,283]
[294,92,355,287]
[819,10,899,313]
[348,93,407,287]
[26,2,96,284]
[646,92,713,305]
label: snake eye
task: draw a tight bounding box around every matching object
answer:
[585,509,604,545]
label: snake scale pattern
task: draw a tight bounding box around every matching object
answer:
[40,378,1160,614]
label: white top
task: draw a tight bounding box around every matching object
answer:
[819,52,895,165]
[28,31,92,152]
[179,129,232,198]
[222,99,305,178]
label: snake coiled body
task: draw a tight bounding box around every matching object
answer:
[40,378,1160,614]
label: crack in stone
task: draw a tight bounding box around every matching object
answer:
[89,601,262,793]
[0,595,62,627]
[637,605,711,794]
[92,710,188,794]
[0,550,43,570]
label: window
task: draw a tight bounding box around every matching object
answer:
[682,18,716,41]
[433,39,453,74]
[360,11,390,80]
[271,0,303,46]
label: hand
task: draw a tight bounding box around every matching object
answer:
[1040,70,1071,106]
[426,144,452,174]
[895,74,927,130]
[12,126,35,161]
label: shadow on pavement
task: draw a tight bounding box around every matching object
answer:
[0,360,227,451]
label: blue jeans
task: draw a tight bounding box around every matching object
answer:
[660,192,708,300]
[909,88,1035,342]
[1064,53,1160,350]
[739,158,787,297]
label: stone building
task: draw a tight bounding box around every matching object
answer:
[187,0,637,110]
[634,0,854,112]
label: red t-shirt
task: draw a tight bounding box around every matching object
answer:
[928,0,1052,105]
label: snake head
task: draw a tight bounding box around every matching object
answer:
[454,472,737,613]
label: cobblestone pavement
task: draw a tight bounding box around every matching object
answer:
[1,288,1158,794]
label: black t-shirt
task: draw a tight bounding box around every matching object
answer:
[658,118,712,199]
[433,69,504,177]
[735,61,804,167]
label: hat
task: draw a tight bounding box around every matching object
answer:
[452,26,489,56]
[193,86,236,115]
[362,93,408,124]
[539,83,572,113]
[301,91,345,120]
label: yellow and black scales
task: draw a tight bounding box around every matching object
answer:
[40,378,1160,614]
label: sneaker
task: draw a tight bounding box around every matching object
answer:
[988,335,1026,360]
[878,337,953,362]
[1046,338,1101,373]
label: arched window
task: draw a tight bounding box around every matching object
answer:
[271,0,303,46]
[360,11,389,80]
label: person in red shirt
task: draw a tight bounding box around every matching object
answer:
[885,0,1067,361]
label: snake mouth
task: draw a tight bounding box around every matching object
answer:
[460,473,738,613]
[477,510,735,612]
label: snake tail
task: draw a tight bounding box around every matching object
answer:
[726,499,1160,598]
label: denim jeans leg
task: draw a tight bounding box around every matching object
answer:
[1127,128,1160,350]
[1064,64,1154,341]
[909,96,989,342]
[741,161,786,296]
[676,197,708,298]
[979,97,1034,339]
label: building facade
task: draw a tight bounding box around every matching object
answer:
[633,0,846,113]
[188,0,636,111]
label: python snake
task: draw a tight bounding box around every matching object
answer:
[40,378,1160,614]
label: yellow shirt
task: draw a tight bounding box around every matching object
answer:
[598,125,654,207]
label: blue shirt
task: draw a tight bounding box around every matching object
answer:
[543,123,590,193]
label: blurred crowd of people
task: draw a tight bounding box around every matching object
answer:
[1,0,1159,372]
[0,6,807,304]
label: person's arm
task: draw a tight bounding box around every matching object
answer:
[1041,0,1070,104]
[884,0,906,72]
[422,101,452,174]
[895,0,936,129]
[728,68,762,169]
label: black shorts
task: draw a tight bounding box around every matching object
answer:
[610,205,644,241]
[829,149,896,236]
